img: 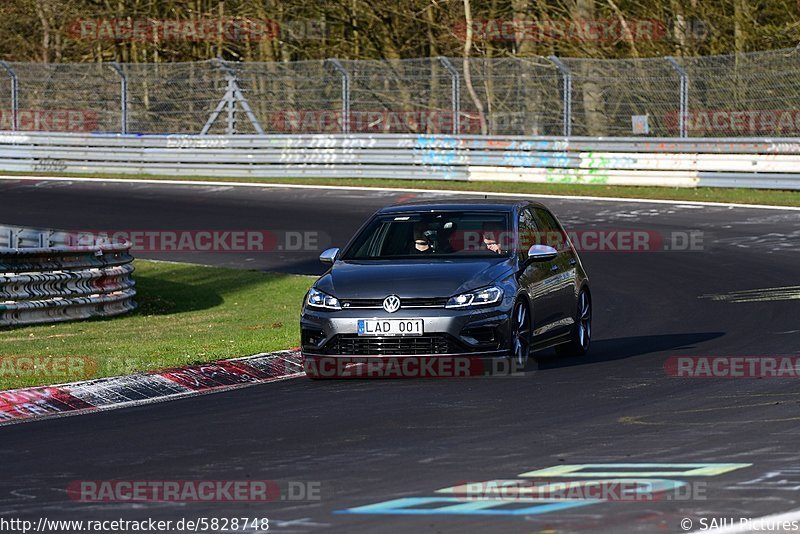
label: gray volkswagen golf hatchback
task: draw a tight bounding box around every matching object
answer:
[300,199,590,378]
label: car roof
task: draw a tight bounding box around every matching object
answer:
[378,198,548,214]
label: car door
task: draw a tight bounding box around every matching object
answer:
[517,207,563,341]
[533,207,576,334]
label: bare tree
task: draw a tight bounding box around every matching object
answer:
[462,0,488,134]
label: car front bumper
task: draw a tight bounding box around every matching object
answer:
[300,303,512,359]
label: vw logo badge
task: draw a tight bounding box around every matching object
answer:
[383,295,401,313]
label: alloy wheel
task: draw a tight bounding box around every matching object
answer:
[577,290,591,351]
[512,300,531,369]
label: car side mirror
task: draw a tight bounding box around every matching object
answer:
[319,247,340,265]
[523,244,557,266]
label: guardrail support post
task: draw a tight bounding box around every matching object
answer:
[438,57,461,135]
[226,74,236,135]
[666,56,689,138]
[548,56,572,137]
[0,61,19,131]
[325,59,350,133]
[110,62,128,134]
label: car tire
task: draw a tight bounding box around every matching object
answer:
[509,299,532,372]
[556,288,591,357]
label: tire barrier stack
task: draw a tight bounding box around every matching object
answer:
[0,226,136,327]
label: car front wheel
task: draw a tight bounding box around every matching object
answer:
[510,299,532,371]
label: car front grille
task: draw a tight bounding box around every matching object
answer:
[323,334,459,355]
[340,297,447,309]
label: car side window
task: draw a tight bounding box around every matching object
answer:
[533,208,568,252]
[518,208,539,257]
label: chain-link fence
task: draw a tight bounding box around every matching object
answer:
[1,48,800,137]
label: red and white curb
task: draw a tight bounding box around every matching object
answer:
[0,349,303,426]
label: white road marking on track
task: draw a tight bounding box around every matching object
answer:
[700,285,800,303]
[1,175,799,211]
[702,508,800,533]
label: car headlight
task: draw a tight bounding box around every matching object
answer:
[306,287,341,310]
[446,286,503,309]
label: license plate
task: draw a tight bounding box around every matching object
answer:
[357,319,424,336]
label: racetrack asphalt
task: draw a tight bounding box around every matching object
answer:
[1,177,799,533]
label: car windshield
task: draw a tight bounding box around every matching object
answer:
[342,211,512,260]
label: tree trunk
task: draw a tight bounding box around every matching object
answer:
[462,0,488,134]
[575,0,607,135]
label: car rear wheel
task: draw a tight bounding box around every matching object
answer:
[510,299,532,371]
[556,288,591,357]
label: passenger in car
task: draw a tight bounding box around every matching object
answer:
[411,226,434,254]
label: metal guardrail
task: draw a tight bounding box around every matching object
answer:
[1,131,800,189]
[0,225,137,327]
